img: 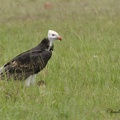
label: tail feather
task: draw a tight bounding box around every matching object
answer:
[0,66,5,74]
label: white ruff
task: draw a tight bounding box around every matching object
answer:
[25,74,36,86]
[50,41,53,47]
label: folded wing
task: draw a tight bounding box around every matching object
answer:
[0,50,52,80]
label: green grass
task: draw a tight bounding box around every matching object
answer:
[0,0,120,119]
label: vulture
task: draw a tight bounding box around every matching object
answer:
[0,30,62,86]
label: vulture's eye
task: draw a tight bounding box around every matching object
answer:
[52,34,55,36]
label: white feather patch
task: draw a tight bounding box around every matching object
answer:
[0,66,5,74]
[25,74,36,86]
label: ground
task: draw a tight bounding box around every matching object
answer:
[0,0,120,120]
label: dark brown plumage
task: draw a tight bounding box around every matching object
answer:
[0,38,53,80]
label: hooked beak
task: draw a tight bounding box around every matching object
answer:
[57,36,62,41]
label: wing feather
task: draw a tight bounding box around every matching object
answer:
[1,50,52,80]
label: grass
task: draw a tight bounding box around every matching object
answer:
[0,0,120,119]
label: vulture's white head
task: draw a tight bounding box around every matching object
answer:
[48,30,62,45]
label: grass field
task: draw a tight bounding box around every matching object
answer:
[0,0,120,119]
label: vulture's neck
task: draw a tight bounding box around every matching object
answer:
[40,38,53,51]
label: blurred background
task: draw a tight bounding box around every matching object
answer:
[0,0,120,120]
